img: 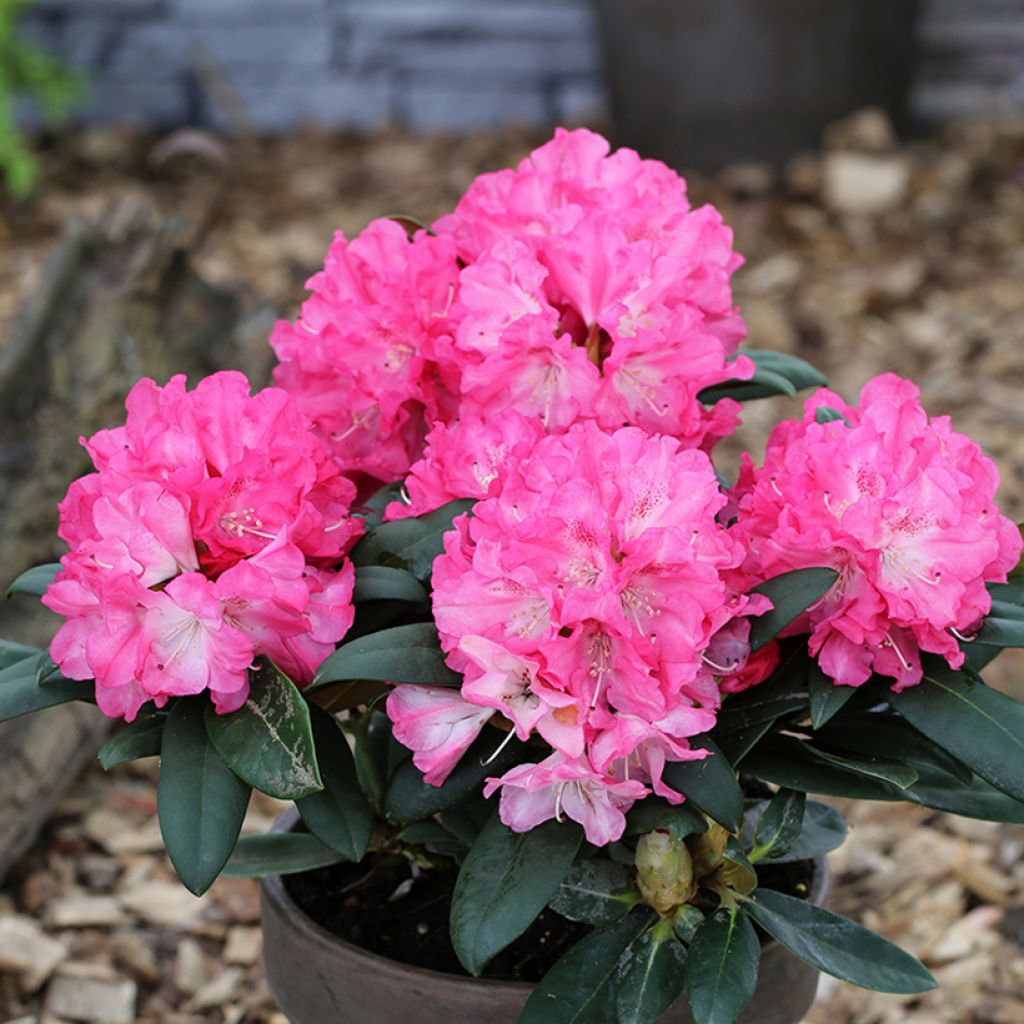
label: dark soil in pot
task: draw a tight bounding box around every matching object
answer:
[285,847,816,983]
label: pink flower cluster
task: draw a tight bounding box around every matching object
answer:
[43,372,361,720]
[388,423,767,845]
[733,374,1022,690]
[270,220,462,483]
[271,129,751,496]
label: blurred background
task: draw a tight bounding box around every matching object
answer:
[1,2,1022,1022]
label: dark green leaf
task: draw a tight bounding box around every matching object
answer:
[903,764,1024,823]
[625,799,708,840]
[0,640,41,670]
[352,565,428,604]
[803,743,918,790]
[813,711,972,785]
[549,860,638,926]
[750,800,848,863]
[748,568,838,652]
[312,622,461,689]
[814,406,851,427]
[976,614,1024,647]
[750,789,805,862]
[98,716,164,769]
[808,663,856,729]
[384,727,523,824]
[661,736,742,832]
[685,907,759,1024]
[741,735,901,801]
[6,563,60,598]
[699,350,826,404]
[888,664,1024,802]
[672,904,705,944]
[612,919,688,1024]
[352,709,394,803]
[714,718,776,764]
[519,908,656,1024]
[205,663,322,801]
[158,699,251,895]
[350,499,474,580]
[744,889,936,993]
[0,652,95,723]
[297,707,373,861]
[715,646,812,736]
[222,833,346,877]
[451,814,582,975]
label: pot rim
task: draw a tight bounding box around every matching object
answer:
[261,806,830,990]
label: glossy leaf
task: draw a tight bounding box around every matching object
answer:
[813,711,972,785]
[685,907,759,1024]
[625,799,707,840]
[450,814,582,975]
[312,622,461,689]
[661,735,743,832]
[748,568,838,652]
[519,908,656,1024]
[98,715,164,769]
[814,406,851,426]
[752,799,848,864]
[222,832,346,877]
[205,662,322,801]
[0,639,40,670]
[803,743,918,789]
[158,699,251,895]
[888,664,1024,802]
[0,652,95,723]
[6,562,59,598]
[612,919,688,1024]
[384,727,523,824]
[744,889,937,993]
[549,860,638,926]
[352,564,428,604]
[699,350,826,403]
[350,499,474,580]
[750,788,805,862]
[807,663,856,729]
[297,706,373,861]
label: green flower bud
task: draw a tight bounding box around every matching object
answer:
[635,829,696,914]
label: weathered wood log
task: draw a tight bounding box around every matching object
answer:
[0,195,270,882]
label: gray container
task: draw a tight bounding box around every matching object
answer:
[260,809,830,1024]
[592,0,921,168]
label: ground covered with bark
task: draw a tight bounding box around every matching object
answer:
[0,111,1022,1023]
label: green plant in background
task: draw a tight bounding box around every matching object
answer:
[0,0,81,198]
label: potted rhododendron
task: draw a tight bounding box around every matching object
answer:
[3,129,1024,1024]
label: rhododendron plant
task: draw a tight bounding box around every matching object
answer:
[3,130,1023,1024]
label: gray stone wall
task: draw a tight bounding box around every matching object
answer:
[23,0,606,132]
[20,0,1024,134]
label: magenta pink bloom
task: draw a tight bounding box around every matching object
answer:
[395,422,762,843]
[270,219,462,483]
[434,128,751,453]
[732,374,1022,690]
[43,372,360,720]
[387,685,494,786]
[384,410,545,521]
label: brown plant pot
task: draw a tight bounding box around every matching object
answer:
[260,809,830,1024]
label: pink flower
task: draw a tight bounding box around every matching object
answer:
[732,374,1022,690]
[432,129,750,453]
[484,753,648,847]
[383,410,544,520]
[270,220,462,482]
[416,422,758,840]
[43,372,361,720]
[387,685,494,786]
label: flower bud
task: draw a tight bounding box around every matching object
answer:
[635,830,696,914]
[689,821,730,877]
